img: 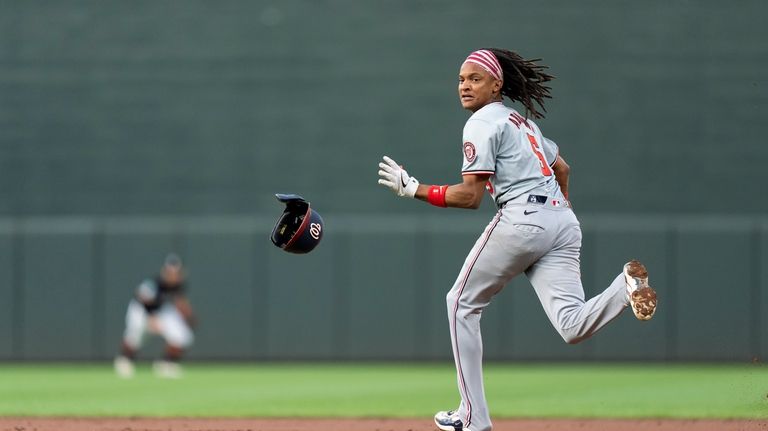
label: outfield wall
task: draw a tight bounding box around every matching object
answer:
[0,214,763,362]
[1,1,766,362]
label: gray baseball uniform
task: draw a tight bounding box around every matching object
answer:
[448,102,631,431]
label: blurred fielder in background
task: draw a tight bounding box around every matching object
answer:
[378,48,658,431]
[113,254,196,379]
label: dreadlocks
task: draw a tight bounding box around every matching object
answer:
[486,48,554,119]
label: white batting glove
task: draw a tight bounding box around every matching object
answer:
[377,155,419,198]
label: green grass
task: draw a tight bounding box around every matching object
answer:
[0,362,766,419]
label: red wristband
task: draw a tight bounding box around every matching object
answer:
[427,185,448,208]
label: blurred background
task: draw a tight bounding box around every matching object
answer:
[0,0,765,362]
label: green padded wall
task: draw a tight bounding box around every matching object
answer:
[20,222,95,359]
[0,215,763,361]
[0,226,14,359]
[0,1,766,361]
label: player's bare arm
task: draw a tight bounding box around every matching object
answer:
[551,155,570,199]
[174,296,196,327]
[413,174,489,209]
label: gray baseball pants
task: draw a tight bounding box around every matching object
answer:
[446,195,630,431]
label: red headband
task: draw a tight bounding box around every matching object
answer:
[463,50,503,81]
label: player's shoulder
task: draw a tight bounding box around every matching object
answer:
[136,279,159,301]
[464,103,511,133]
[140,277,158,287]
[137,278,159,293]
[467,102,511,122]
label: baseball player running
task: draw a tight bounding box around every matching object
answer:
[113,254,196,379]
[377,48,657,431]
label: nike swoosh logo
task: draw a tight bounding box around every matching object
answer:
[523,210,538,215]
[401,174,408,188]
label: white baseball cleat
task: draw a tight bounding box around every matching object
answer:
[152,360,183,379]
[113,356,135,379]
[434,410,473,431]
[624,260,657,320]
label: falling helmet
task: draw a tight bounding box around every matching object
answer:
[270,194,324,254]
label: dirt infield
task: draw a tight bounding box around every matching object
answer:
[1,417,767,431]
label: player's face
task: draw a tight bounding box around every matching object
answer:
[458,63,502,112]
[161,265,183,285]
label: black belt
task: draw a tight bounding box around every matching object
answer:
[498,194,569,209]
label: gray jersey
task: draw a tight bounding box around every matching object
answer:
[460,102,560,206]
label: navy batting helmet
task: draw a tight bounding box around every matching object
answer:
[270,194,324,254]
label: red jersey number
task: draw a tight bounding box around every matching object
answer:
[527,134,553,176]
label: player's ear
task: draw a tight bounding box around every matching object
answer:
[493,78,503,93]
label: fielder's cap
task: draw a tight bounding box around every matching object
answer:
[164,253,183,267]
[270,194,324,254]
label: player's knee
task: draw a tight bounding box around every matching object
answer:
[446,290,457,310]
[123,337,141,350]
[558,327,587,345]
[122,329,144,350]
[178,332,194,348]
[562,333,584,345]
[446,290,469,316]
[170,337,193,350]
[166,329,194,349]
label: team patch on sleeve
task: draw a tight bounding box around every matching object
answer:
[463,142,477,163]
